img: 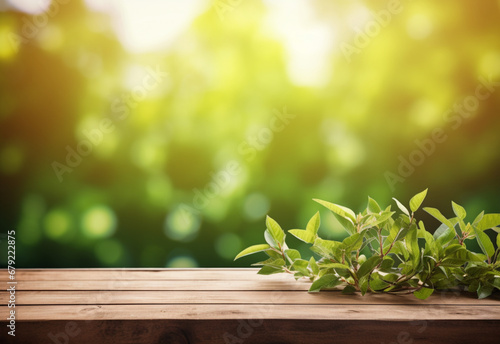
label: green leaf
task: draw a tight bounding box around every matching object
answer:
[424,207,454,229]
[342,285,357,294]
[436,227,456,246]
[406,226,420,267]
[473,211,485,227]
[410,188,428,213]
[474,227,495,259]
[252,258,285,268]
[440,258,467,267]
[493,278,500,290]
[319,262,351,270]
[477,282,494,299]
[392,197,410,217]
[309,257,319,275]
[381,273,399,283]
[477,214,500,231]
[313,198,356,222]
[414,287,434,300]
[285,249,301,262]
[265,249,282,259]
[497,233,500,251]
[312,238,342,260]
[234,244,271,260]
[257,265,284,275]
[443,244,464,257]
[266,216,285,246]
[308,274,340,292]
[369,277,390,291]
[332,212,356,235]
[306,211,321,236]
[357,255,381,278]
[292,259,310,275]
[432,223,447,239]
[288,229,315,244]
[342,232,363,252]
[451,201,466,220]
[359,276,369,295]
[367,197,381,213]
[369,211,395,228]
[379,256,394,272]
[264,229,277,248]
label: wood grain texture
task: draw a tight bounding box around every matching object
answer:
[0,268,280,282]
[0,268,498,343]
[5,304,500,321]
[2,290,498,305]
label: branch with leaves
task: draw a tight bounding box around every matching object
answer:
[235,189,500,299]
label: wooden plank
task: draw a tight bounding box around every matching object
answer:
[1,320,499,344]
[0,279,314,291]
[0,268,282,281]
[1,290,499,305]
[1,304,499,321]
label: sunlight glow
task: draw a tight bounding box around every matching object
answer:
[7,0,50,15]
[264,0,336,87]
[85,0,209,53]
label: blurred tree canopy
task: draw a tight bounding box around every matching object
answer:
[0,0,499,267]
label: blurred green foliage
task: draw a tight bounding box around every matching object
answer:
[0,0,499,268]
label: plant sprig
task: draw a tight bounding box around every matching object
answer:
[235,189,500,299]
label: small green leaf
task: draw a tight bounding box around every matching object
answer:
[474,227,495,259]
[410,188,428,213]
[319,262,351,270]
[342,285,357,294]
[234,244,271,260]
[309,274,340,292]
[477,214,500,231]
[266,216,285,246]
[497,233,500,251]
[414,287,434,300]
[477,282,494,299]
[313,199,356,222]
[393,197,410,217]
[257,265,284,275]
[306,211,321,236]
[288,229,315,244]
[367,197,381,213]
[309,257,319,275]
[251,258,285,268]
[451,201,466,220]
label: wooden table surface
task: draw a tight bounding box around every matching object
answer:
[1,268,499,343]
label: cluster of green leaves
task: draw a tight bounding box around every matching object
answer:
[235,190,500,299]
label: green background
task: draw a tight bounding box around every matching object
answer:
[1,0,499,268]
